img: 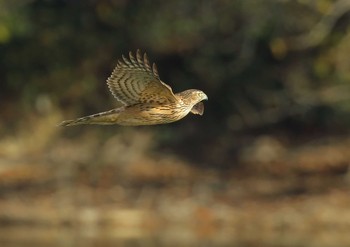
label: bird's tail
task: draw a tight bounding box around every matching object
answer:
[58,108,123,127]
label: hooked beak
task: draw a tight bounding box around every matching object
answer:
[202,93,208,101]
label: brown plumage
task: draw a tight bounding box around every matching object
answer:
[59,50,208,126]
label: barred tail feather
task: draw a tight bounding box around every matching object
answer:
[58,108,122,127]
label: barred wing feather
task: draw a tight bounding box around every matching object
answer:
[107,50,177,106]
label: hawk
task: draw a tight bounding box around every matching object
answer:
[59,50,208,126]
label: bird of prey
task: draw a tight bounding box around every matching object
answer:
[59,50,208,126]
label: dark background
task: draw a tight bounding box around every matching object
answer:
[1,1,350,246]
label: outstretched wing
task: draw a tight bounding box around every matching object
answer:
[107,50,177,106]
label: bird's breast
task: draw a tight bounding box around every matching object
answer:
[118,103,191,125]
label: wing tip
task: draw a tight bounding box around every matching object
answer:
[57,120,74,127]
[152,62,159,78]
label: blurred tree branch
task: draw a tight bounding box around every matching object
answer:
[287,0,350,50]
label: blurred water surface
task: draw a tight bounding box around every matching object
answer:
[1,225,350,247]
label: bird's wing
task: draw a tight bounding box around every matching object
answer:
[191,102,204,115]
[107,50,177,106]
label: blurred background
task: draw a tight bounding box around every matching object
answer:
[1,0,350,246]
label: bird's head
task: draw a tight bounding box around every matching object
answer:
[190,90,207,116]
[177,89,208,116]
[193,90,208,102]
[180,89,208,103]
